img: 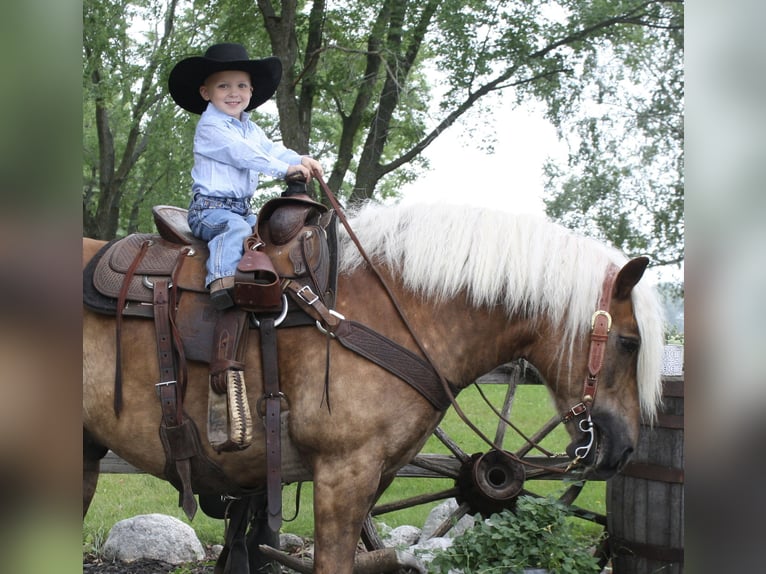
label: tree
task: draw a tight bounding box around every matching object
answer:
[539,0,684,268]
[83,0,684,268]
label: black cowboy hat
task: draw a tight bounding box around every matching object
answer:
[168,43,282,114]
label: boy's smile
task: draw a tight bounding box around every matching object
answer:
[199,70,254,119]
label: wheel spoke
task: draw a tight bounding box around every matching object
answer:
[371,487,461,516]
[433,426,470,463]
[515,413,561,458]
[493,377,518,446]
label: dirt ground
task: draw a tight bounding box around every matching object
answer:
[83,554,217,573]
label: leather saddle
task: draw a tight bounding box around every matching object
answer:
[84,197,338,361]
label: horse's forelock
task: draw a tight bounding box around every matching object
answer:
[339,201,666,420]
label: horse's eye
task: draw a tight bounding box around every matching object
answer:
[619,336,640,353]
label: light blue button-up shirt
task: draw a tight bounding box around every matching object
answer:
[190,103,302,199]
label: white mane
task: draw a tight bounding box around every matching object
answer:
[338,202,665,420]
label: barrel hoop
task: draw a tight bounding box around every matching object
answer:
[662,377,684,398]
[620,461,684,483]
[655,413,684,429]
[610,536,684,563]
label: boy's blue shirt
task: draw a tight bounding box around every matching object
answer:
[191,103,302,199]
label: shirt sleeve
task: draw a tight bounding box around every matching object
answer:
[194,119,301,179]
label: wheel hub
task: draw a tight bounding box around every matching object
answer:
[456,449,526,517]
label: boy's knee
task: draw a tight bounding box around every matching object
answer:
[229,216,254,237]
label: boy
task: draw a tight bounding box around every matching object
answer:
[169,43,323,309]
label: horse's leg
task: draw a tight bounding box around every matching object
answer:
[361,474,396,551]
[246,493,280,574]
[83,429,108,517]
[311,456,382,574]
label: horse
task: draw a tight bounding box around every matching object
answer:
[83,201,665,574]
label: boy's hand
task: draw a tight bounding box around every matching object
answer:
[300,156,324,179]
[286,164,311,182]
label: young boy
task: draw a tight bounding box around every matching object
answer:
[169,43,323,309]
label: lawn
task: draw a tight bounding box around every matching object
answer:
[83,383,606,552]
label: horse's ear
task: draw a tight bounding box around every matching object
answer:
[613,256,650,300]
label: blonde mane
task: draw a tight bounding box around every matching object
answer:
[338,202,665,420]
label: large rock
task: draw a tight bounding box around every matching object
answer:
[385,524,422,548]
[419,498,475,542]
[102,513,206,564]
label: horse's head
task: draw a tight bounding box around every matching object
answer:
[543,256,664,480]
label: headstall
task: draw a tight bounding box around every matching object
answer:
[561,263,619,461]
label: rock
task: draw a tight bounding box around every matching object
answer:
[279,532,305,553]
[419,499,475,542]
[384,524,422,548]
[409,536,454,564]
[102,513,205,564]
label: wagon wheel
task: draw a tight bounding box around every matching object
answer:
[363,359,609,566]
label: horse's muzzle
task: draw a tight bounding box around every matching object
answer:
[566,419,635,480]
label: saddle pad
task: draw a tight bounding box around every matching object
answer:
[93,233,208,303]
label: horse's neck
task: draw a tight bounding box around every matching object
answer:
[337,269,545,388]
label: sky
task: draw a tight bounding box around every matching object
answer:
[394,99,683,289]
[398,103,566,214]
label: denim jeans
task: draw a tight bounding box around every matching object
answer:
[187,194,257,288]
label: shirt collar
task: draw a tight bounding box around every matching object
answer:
[202,102,252,128]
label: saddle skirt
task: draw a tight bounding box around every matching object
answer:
[91,232,208,305]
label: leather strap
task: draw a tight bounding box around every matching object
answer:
[582,263,619,405]
[154,279,196,519]
[114,238,151,415]
[259,317,283,532]
[154,280,181,426]
[333,320,454,411]
[283,280,342,329]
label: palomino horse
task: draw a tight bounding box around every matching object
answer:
[83,201,665,573]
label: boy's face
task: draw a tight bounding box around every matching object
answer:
[199,70,253,119]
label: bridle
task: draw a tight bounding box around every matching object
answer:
[561,263,620,462]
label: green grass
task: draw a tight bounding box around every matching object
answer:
[83,384,606,552]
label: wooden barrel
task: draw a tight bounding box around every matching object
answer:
[607,375,684,573]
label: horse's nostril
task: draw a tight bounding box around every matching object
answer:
[618,447,634,470]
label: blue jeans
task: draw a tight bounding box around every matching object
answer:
[188,194,257,288]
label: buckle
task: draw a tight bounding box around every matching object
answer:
[562,402,587,423]
[296,285,319,305]
[590,309,612,331]
[155,380,177,396]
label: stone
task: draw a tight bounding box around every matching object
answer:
[419,498,475,542]
[408,536,454,565]
[102,513,206,564]
[279,532,305,553]
[384,524,422,548]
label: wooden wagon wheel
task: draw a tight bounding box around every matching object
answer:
[362,359,609,566]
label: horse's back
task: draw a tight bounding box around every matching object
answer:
[83,237,107,269]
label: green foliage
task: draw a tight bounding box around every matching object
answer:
[540,0,684,268]
[83,0,684,277]
[427,496,601,574]
[665,325,684,345]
